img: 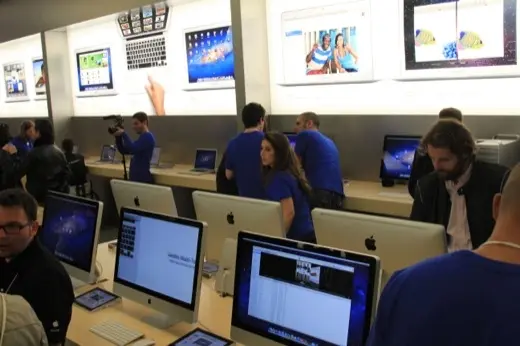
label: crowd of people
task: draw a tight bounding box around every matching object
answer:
[0,81,518,344]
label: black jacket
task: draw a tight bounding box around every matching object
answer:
[0,151,22,190]
[410,160,510,249]
[216,151,238,196]
[17,141,71,203]
[408,150,434,197]
[65,152,87,186]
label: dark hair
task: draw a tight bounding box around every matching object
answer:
[300,112,320,128]
[322,34,330,42]
[34,119,54,145]
[422,119,475,160]
[438,107,463,122]
[0,188,38,222]
[241,103,265,128]
[262,132,311,195]
[20,120,34,138]
[0,123,11,147]
[335,34,344,48]
[61,138,74,154]
[132,112,148,123]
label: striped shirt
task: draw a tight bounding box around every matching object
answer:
[307,45,332,71]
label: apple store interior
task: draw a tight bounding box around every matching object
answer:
[1,0,520,345]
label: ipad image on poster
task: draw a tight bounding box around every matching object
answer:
[74,46,118,98]
[397,0,519,81]
[3,62,29,103]
[74,287,121,312]
[169,328,234,346]
[279,0,375,86]
[32,57,46,100]
[182,23,235,91]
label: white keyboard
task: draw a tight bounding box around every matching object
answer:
[90,320,144,346]
[377,192,410,198]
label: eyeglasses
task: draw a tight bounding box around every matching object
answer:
[0,222,32,235]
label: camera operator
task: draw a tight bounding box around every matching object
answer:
[112,112,156,184]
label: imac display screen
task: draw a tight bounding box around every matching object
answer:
[117,2,170,38]
[32,58,46,96]
[76,48,114,93]
[184,25,235,84]
[194,149,217,170]
[403,0,517,70]
[380,136,421,180]
[3,63,28,99]
[115,211,201,307]
[281,2,373,84]
[233,236,375,345]
[39,194,99,272]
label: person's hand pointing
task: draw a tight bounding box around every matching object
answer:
[145,76,166,116]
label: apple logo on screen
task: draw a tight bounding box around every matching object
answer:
[133,196,140,207]
[226,212,235,225]
[365,236,377,251]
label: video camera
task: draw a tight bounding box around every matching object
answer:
[102,115,124,135]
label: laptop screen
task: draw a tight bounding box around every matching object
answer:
[117,1,170,39]
[100,146,116,162]
[194,149,216,170]
[150,147,161,165]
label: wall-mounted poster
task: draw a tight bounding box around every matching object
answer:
[183,24,235,91]
[3,62,29,103]
[32,58,46,99]
[280,1,375,86]
[399,0,519,80]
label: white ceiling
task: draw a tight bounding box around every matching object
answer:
[0,0,199,44]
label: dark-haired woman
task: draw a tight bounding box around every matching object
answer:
[261,132,315,243]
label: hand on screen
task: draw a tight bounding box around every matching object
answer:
[2,144,17,155]
[145,76,165,116]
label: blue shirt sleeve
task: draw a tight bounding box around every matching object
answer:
[366,271,405,346]
[225,140,235,171]
[266,172,292,201]
[120,132,154,155]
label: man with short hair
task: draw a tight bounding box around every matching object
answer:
[0,189,74,345]
[11,120,36,158]
[368,164,520,346]
[411,120,509,251]
[225,103,266,199]
[294,112,344,210]
[114,112,156,183]
[306,34,332,75]
[408,107,463,197]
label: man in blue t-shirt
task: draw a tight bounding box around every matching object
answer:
[114,112,156,184]
[11,120,36,158]
[367,164,520,346]
[225,103,266,199]
[294,112,344,210]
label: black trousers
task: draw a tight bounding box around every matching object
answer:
[311,189,345,210]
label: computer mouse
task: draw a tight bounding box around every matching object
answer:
[132,339,155,346]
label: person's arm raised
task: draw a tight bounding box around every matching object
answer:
[145,76,166,116]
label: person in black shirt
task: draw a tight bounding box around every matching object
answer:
[61,139,87,196]
[0,189,74,345]
[408,107,463,197]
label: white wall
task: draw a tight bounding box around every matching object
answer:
[0,35,48,118]
[267,0,520,115]
[67,0,236,116]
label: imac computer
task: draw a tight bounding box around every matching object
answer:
[113,207,206,327]
[380,135,421,182]
[110,179,178,217]
[312,209,447,286]
[39,192,103,289]
[231,231,380,346]
[192,191,285,263]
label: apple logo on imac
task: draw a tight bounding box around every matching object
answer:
[134,196,140,207]
[226,212,234,225]
[365,235,376,251]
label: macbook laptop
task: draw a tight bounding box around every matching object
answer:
[150,147,173,168]
[185,148,217,174]
[117,2,171,93]
[92,145,116,164]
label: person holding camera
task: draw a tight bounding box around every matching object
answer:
[113,112,156,184]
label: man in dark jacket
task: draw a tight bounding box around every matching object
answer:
[410,120,509,251]
[408,107,463,197]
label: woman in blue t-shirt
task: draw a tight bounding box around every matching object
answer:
[261,132,315,243]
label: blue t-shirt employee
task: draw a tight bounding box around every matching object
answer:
[114,112,156,184]
[10,120,36,158]
[294,112,344,210]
